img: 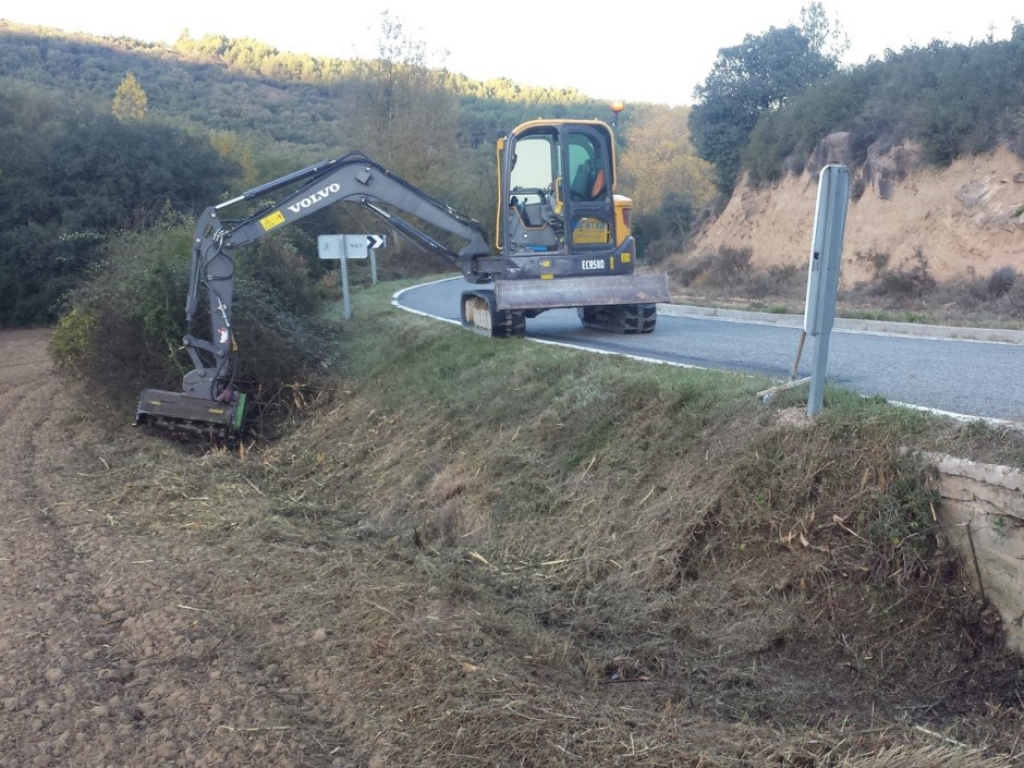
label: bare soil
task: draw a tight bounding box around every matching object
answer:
[684,145,1024,288]
[0,329,324,766]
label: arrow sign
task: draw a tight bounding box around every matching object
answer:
[318,234,385,260]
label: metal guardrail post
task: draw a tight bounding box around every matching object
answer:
[803,165,851,417]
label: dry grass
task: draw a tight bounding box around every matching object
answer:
[667,246,1024,331]
[72,288,1024,766]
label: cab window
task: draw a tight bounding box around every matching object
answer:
[567,134,608,202]
[510,135,558,192]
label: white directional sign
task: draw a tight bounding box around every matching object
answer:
[318,233,386,319]
[344,239,368,259]
[318,234,386,260]
[317,234,344,259]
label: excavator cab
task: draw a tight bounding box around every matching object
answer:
[498,121,619,256]
[503,131,562,252]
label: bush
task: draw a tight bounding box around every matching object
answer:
[745,264,801,299]
[50,220,195,406]
[985,266,1017,298]
[670,246,753,289]
[853,247,891,276]
[936,266,1023,315]
[872,249,937,299]
[849,247,936,301]
[50,216,341,428]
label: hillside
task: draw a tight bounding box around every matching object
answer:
[682,137,1024,289]
[0,20,611,157]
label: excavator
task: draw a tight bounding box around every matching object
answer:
[135,118,670,437]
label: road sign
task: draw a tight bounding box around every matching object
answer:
[318,234,386,260]
[317,234,344,260]
[344,239,368,259]
[804,165,850,337]
[317,234,388,319]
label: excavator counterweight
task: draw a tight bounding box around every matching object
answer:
[494,273,668,312]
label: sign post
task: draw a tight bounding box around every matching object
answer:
[366,234,385,284]
[803,165,851,417]
[318,234,387,319]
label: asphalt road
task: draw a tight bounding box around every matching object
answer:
[393,276,1024,425]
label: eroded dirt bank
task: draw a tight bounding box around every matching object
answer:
[685,143,1024,286]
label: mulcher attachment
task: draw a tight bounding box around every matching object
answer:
[135,389,247,440]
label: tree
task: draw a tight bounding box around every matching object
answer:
[112,71,148,122]
[689,24,836,192]
[348,12,462,190]
[799,1,849,65]
[618,106,715,255]
[0,82,238,326]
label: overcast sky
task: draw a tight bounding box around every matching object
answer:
[3,1,1021,106]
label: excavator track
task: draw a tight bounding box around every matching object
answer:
[461,290,526,338]
[578,303,657,334]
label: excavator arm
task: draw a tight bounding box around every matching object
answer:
[136,152,493,437]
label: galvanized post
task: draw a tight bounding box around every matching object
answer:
[339,236,352,320]
[803,165,851,417]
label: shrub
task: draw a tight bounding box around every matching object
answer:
[986,266,1017,298]
[669,248,807,304]
[668,246,752,289]
[860,248,937,300]
[989,276,1024,318]
[51,219,195,406]
[50,216,341,428]
[850,176,867,202]
[854,247,891,277]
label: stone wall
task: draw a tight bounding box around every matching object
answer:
[928,453,1024,655]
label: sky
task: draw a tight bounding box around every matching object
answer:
[2,1,1021,106]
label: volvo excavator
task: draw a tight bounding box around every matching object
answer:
[135,118,670,437]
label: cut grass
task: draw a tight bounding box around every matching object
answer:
[64,277,1024,766]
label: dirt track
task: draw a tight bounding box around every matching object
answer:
[0,329,327,766]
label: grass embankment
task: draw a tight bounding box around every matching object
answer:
[90,280,1024,766]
